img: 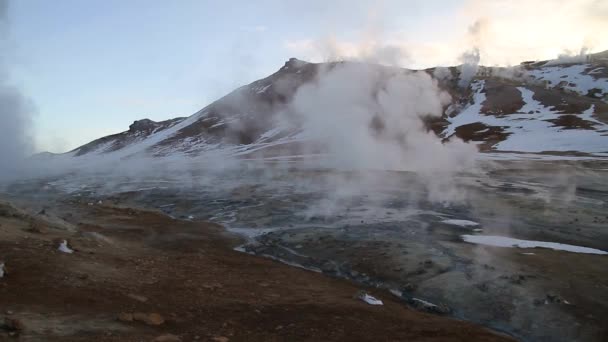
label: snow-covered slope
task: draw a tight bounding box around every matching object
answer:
[444,81,608,154]
[65,53,608,161]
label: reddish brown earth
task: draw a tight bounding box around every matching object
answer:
[0,200,514,342]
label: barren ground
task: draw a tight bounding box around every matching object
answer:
[0,200,512,341]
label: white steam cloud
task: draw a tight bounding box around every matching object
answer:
[282,61,478,201]
[0,0,34,180]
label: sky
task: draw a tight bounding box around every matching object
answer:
[3,0,608,153]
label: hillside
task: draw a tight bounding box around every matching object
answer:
[65,53,608,160]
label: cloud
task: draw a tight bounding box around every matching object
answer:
[284,36,411,67]
[285,0,608,68]
[278,61,477,201]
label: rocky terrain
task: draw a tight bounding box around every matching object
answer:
[7,52,608,342]
[0,197,513,341]
[4,157,607,341]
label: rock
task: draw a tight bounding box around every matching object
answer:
[401,283,417,293]
[117,312,134,322]
[320,261,334,273]
[129,119,158,132]
[202,283,223,291]
[127,293,148,302]
[212,337,229,342]
[27,223,44,234]
[118,312,165,325]
[2,317,24,332]
[153,334,182,342]
[545,293,565,304]
[133,312,165,326]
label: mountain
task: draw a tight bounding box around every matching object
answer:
[66,52,608,160]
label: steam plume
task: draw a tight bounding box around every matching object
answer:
[0,0,34,180]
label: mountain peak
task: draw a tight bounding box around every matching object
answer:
[282,57,309,70]
[129,119,157,132]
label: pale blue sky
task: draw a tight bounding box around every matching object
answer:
[6,0,467,152]
[6,0,604,152]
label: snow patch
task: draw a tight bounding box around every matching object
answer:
[441,219,479,227]
[445,81,608,154]
[462,235,607,255]
[58,240,74,254]
[359,293,383,305]
[527,64,608,96]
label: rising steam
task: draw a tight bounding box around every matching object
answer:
[282,61,478,202]
[0,0,34,181]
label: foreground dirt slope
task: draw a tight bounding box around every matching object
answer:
[0,200,513,341]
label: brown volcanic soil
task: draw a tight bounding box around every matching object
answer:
[0,200,513,342]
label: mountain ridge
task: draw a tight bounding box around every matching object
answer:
[61,52,608,160]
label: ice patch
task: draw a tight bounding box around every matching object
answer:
[462,235,607,255]
[441,219,479,227]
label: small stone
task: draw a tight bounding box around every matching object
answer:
[117,312,134,322]
[132,312,164,326]
[27,223,44,234]
[0,262,7,278]
[3,318,24,332]
[401,283,416,292]
[127,293,148,302]
[212,337,229,342]
[153,334,182,342]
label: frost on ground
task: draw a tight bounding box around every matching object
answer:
[462,235,608,255]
